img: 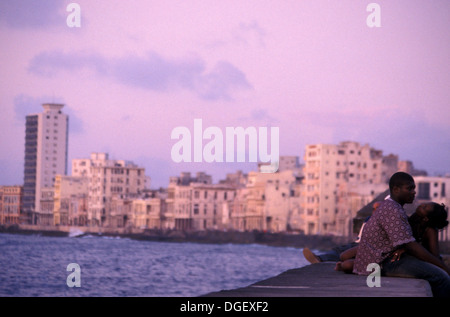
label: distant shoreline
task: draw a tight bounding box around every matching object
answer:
[0,223,353,250]
[2,224,449,255]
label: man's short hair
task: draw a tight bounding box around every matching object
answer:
[389,172,414,192]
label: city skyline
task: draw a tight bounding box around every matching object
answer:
[1,1,449,188]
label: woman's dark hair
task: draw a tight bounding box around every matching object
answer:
[427,203,449,230]
[409,203,448,242]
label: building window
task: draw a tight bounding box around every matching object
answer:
[417,182,430,200]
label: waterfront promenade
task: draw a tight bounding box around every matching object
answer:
[203,262,434,297]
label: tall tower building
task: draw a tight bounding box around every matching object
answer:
[23,103,68,224]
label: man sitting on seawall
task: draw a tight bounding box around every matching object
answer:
[302,201,381,264]
[335,201,449,274]
[351,172,450,297]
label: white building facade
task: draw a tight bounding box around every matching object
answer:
[23,103,68,225]
[72,153,148,226]
[301,141,396,236]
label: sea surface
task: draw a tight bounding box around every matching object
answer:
[0,232,308,297]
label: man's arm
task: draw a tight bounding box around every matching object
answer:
[405,241,450,275]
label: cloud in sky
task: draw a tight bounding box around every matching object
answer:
[234,21,267,47]
[28,50,252,101]
[27,50,107,77]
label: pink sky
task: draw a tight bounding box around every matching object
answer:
[0,0,449,188]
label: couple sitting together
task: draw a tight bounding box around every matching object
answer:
[302,172,450,297]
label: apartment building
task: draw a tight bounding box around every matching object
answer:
[0,185,23,225]
[301,141,396,236]
[167,172,237,231]
[263,171,303,232]
[23,103,68,224]
[53,175,89,226]
[108,195,133,228]
[72,153,148,226]
[39,187,55,225]
[414,175,449,205]
[230,168,302,232]
[130,197,165,229]
[165,165,303,233]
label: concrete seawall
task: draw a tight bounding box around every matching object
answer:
[202,262,433,297]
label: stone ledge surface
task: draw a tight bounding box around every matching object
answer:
[203,262,433,297]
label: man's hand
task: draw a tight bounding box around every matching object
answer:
[390,248,406,262]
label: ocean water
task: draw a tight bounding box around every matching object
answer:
[0,233,308,297]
